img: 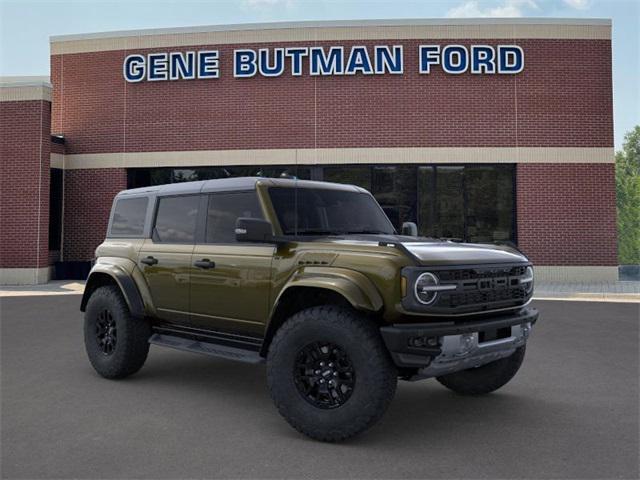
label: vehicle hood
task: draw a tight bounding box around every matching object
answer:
[400,241,528,266]
[323,234,529,266]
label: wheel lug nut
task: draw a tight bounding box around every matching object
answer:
[328,363,333,367]
[320,362,325,367]
[333,372,338,376]
[315,370,320,374]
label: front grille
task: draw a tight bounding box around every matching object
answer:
[434,264,530,312]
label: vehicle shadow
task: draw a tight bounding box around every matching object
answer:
[134,348,547,446]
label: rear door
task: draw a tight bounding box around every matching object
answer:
[189,190,275,335]
[138,194,200,323]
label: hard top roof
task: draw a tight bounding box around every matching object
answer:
[116,177,368,198]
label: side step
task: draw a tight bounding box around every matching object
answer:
[149,333,265,364]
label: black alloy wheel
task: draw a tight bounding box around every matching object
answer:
[95,308,117,355]
[293,341,356,409]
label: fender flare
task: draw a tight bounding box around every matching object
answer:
[271,266,384,318]
[81,263,145,319]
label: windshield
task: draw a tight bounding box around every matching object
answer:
[269,187,396,236]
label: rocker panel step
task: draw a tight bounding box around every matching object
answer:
[149,333,264,364]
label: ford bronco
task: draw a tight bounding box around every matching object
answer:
[82,177,537,441]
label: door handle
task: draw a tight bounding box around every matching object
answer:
[194,259,216,269]
[141,256,158,266]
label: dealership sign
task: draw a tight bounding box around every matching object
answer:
[123,45,524,82]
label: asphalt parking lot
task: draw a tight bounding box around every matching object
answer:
[1,296,638,479]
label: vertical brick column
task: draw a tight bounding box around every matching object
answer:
[0,79,52,284]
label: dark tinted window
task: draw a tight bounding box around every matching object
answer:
[269,187,395,235]
[154,195,199,243]
[110,197,148,237]
[49,168,63,249]
[206,192,263,243]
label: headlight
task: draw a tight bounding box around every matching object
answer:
[521,266,534,294]
[414,272,440,305]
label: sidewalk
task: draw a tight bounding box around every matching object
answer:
[533,281,640,303]
[1,280,639,303]
[0,281,85,297]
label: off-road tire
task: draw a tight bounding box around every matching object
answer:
[84,285,151,379]
[267,305,397,442]
[436,345,526,395]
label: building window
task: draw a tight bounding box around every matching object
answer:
[48,169,63,250]
[416,165,515,242]
[127,165,311,189]
[128,164,516,244]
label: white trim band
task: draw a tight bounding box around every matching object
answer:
[50,18,612,55]
[0,267,50,285]
[534,266,618,283]
[56,147,614,170]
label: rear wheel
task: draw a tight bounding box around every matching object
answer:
[267,305,397,442]
[84,285,151,379]
[436,346,526,395]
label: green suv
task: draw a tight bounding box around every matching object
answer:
[82,177,538,441]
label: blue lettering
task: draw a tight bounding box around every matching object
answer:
[169,52,196,80]
[147,53,168,81]
[309,47,344,75]
[123,54,145,82]
[419,45,440,74]
[285,47,308,76]
[198,51,219,79]
[345,46,373,75]
[471,46,496,74]
[258,48,285,77]
[498,45,524,74]
[442,45,468,74]
[375,45,403,74]
[234,49,257,77]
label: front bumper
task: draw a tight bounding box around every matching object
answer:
[380,307,538,379]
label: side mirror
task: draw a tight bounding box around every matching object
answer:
[235,217,274,243]
[401,222,418,236]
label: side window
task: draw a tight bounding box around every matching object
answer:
[110,197,148,237]
[206,191,263,243]
[154,195,199,243]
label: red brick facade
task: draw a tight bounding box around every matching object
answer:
[1,21,617,282]
[51,39,612,153]
[62,169,127,261]
[0,99,50,270]
[516,163,617,265]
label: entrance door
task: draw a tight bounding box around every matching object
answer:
[138,194,200,323]
[189,191,274,335]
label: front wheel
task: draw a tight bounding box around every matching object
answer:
[436,345,526,395]
[267,305,397,442]
[84,285,151,379]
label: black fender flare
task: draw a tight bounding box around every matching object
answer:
[81,265,145,319]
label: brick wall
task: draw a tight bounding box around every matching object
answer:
[51,39,612,154]
[0,99,50,269]
[47,34,615,267]
[516,163,617,266]
[62,168,126,261]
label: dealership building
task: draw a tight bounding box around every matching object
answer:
[0,18,617,284]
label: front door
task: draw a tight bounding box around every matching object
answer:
[189,191,274,335]
[138,194,200,324]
